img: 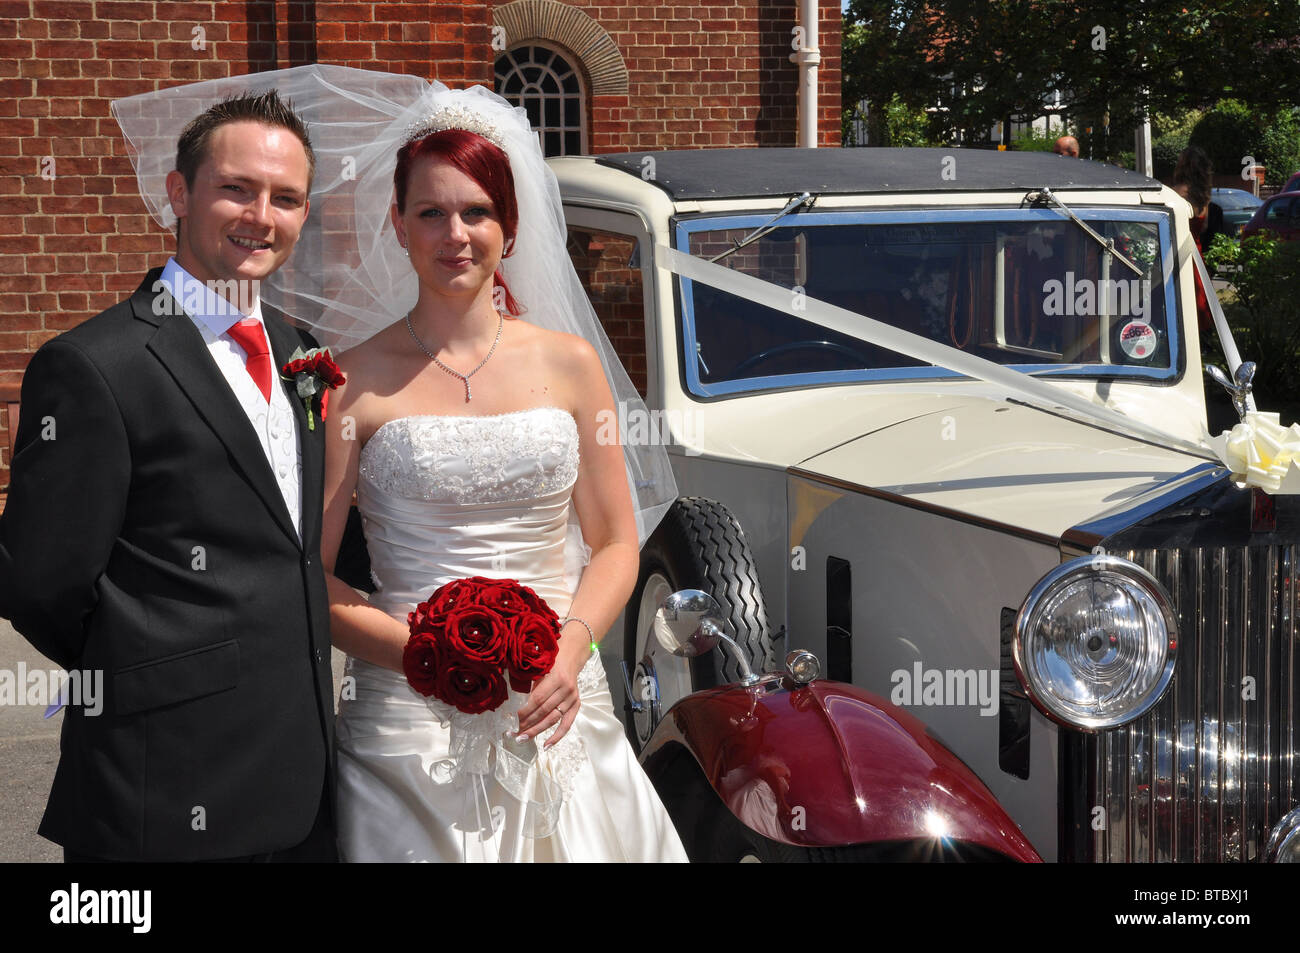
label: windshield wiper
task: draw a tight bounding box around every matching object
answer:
[709,192,817,263]
[1022,186,1143,277]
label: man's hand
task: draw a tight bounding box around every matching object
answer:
[0,341,129,668]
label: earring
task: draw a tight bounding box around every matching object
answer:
[503,238,514,256]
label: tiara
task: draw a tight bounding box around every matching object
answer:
[402,103,509,151]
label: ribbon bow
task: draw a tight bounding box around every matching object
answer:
[425,691,586,845]
[1207,411,1300,494]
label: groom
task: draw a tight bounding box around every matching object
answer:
[0,90,336,861]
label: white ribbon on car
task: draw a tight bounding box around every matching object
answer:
[656,244,1216,460]
[1190,242,1257,415]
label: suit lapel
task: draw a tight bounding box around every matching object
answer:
[265,313,324,552]
[132,272,301,549]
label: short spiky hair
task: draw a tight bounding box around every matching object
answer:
[175,88,315,189]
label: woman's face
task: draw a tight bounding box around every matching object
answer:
[392,154,507,308]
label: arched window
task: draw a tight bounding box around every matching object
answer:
[494,44,586,156]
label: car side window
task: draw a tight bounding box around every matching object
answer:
[566,227,648,398]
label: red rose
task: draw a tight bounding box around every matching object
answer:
[442,606,509,667]
[313,354,347,388]
[514,583,560,623]
[422,578,479,620]
[408,597,448,636]
[478,582,533,617]
[402,630,442,697]
[506,613,560,693]
[435,658,508,715]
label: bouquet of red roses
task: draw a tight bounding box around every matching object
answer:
[402,576,562,715]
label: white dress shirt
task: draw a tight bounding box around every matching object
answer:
[160,258,303,539]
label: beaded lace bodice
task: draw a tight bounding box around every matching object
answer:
[358,406,579,504]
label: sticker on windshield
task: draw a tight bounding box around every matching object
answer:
[1119,320,1156,361]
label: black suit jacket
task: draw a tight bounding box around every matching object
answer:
[0,268,335,860]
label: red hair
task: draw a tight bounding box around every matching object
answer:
[394,128,522,315]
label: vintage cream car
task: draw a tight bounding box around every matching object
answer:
[552,147,1300,862]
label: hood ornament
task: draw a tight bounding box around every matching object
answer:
[1206,361,1256,422]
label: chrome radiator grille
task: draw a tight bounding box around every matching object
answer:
[1080,546,1299,861]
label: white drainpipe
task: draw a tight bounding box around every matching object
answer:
[791,0,820,147]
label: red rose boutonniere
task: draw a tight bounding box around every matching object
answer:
[280,346,345,431]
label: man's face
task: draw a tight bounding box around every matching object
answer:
[165,120,310,286]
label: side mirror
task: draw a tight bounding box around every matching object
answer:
[653,589,726,658]
[655,590,760,686]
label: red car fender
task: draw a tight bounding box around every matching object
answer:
[641,677,1042,862]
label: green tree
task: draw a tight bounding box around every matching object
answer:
[1151,108,1204,178]
[842,1,939,146]
[842,2,1300,154]
[1191,100,1300,186]
[1203,233,1300,415]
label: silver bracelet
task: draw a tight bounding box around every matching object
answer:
[559,616,597,652]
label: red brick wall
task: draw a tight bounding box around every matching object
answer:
[0,0,841,501]
[577,0,841,152]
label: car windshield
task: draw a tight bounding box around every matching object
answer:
[676,208,1178,397]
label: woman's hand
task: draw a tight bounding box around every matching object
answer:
[516,636,588,747]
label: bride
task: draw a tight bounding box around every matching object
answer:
[305,76,686,861]
[113,65,686,862]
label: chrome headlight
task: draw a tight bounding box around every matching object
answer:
[1013,554,1178,731]
[1266,806,1300,863]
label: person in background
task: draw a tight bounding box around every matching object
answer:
[1052,135,1079,158]
[1173,146,1219,331]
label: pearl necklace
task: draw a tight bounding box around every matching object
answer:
[404,311,504,403]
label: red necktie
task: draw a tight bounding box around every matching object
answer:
[226,319,272,402]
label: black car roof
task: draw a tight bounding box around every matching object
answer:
[593,147,1160,200]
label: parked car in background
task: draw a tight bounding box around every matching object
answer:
[1240,191,1300,241]
[1280,171,1300,196]
[1210,187,1262,236]
[550,147,1300,863]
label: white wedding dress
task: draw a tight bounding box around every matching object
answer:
[335,406,689,862]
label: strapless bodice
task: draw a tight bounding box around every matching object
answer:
[356,406,581,621]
